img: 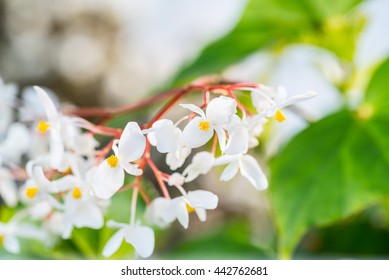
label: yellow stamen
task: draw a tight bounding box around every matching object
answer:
[106,155,119,168]
[72,187,82,199]
[63,168,72,175]
[274,109,286,122]
[186,203,195,213]
[0,235,4,244]
[198,120,210,132]
[37,120,50,134]
[26,187,38,199]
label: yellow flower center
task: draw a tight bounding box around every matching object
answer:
[274,109,286,122]
[186,203,195,213]
[106,155,119,168]
[26,187,38,199]
[72,187,82,199]
[198,121,210,132]
[37,120,50,134]
[63,168,72,175]
[0,235,4,244]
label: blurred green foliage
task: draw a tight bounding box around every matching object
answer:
[173,0,364,85]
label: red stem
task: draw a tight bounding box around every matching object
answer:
[145,157,171,199]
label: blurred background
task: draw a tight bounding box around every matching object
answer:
[1,0,389,259]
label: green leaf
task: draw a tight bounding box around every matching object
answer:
[162,218,268,260]
[173,0,364,84]
[364,58,389,119]
[269,58,389,258]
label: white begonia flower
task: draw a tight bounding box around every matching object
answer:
[20,164,68,219]
[145,197,172,229]
[61,183,105,239]
[164,190,219,229]
[245,116,267,148]
[214,154,268,191]
[19,86,60,122]
[223,114,267,154]
[0,77,18,134]
[183,152,215,182]
[34,86,97,170]
[0,214,46,254]
[0,167,18,207]
[34,86,66,169]
[145,119,182,153]
[224,123,249,156]
[102,220,154,258]
[144,119,193,170]
[146,173,185,228]
[245,85,317,122]
[61,123,98,157]
[166,146,191,171]
[93,122,146,199]
[21,164,54,202]
[181,96,237,149]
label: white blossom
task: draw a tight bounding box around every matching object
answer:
[181,96,237,149]
[183,152,214,182]
[102,220,154,258]
[93,122,146,199]
[0,167,18,207]
[0,214,46,254]
[214,154,268,191]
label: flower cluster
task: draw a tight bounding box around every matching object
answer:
[0,77,316,258]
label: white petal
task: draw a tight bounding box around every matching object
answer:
[62,223,73,239]
[47,212,65,235]
[106,220,127,229]
[121,161,142,176]
[275,86,288,104]
[166,147,191,170]
[14,223,46,240]
[239,155,268,190]
[186,190,218,210]
[166,198,188,229]
[213,154,239,166]
[0,123,31,163]
[147,120,182,153]
[34,86,58,122]
[93,161,125,199]
[283,90,318,107]
[220,161,240,181]
[214,126,227,152]
[32,166,51,190]
[183,152,214,182]
[195,208,207,222]
[49,130,65,169]
[167,173,185,187]
[50,175,75,193]
[73,203,104,229]
[118,122,146,162]
[182,117,213,148]
[29,201,52,219]
[3,235,20,254]
[0,174,18,207]
[145,197,171,228]
[206,96,237,125]
[124,225,155,258]
[180,104,206,118]
[102,228,125,257]
[225,125,249,155]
